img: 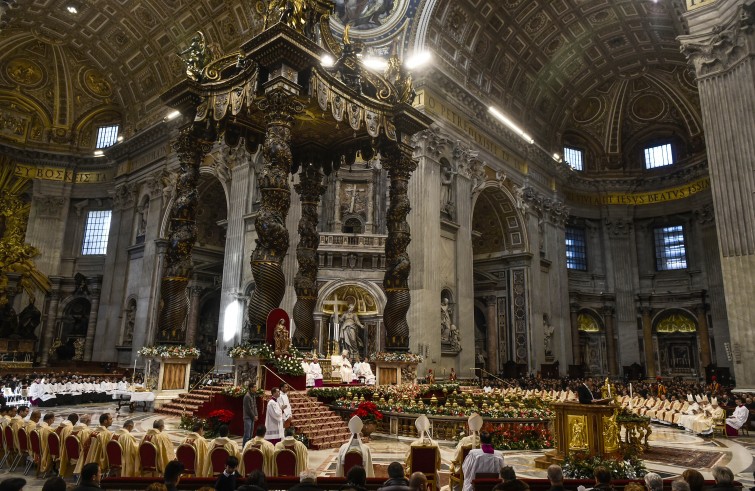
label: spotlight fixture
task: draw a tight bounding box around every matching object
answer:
[93,150,104,157]
[117,135,124,142]
[552,153,561,161]
[165,110,181,121]
[488,106,534,144]
[405,51,433,70]
[66,5,78,14]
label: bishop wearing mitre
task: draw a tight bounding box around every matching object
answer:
[182,422,210,477]
[336,416,374,477]
[75,413,113,475]
[140,419,175,473]
[111,420,140,477]
[405,415,441,483]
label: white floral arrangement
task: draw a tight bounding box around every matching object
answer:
[137,345,200,358]
[227,342,305,376]
[369,352,424,363]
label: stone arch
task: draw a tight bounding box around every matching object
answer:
[159,168,229,239]
[471,184,528,256]
[576,309,607,376]
[652,309,699,376]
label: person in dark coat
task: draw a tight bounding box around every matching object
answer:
[164,460,184,491]
[707,466,737,491]
[378,462,411,491]
[242,383,259,448]
[546,465,566,491]
[342,466,368,491]
[577,379,595,404]
[592,467,613,491]
[72,463,102,491]
[215,456,241,491]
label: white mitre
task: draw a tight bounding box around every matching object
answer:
[349,416,364,445]
[415,414,432,441]
[468,413,483,434]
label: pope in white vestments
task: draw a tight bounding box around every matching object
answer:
[265,388,285,444]
[336,416,374,477]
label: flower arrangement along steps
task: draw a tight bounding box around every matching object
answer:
[287,392,352,450]
[155,385,228,417]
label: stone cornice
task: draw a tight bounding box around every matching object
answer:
[104,119,176,162]
[0,141,112,169]
[563,157,708,192]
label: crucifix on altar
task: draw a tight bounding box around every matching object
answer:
[323,294,350,355]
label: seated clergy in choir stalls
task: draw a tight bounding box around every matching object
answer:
[336,416,374,477]
[405,415,441,485]
[354,357,376,385]
[275,427,309,475]
[111,419,140,477]
[309,358,324,387]
[75,412,112,475]
[182,422,210,477]
[141,419,175,473]
[240,425,276,476]
[206,424,241,475]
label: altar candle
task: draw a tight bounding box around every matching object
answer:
[630,383,633,399]
[608,384,611,397]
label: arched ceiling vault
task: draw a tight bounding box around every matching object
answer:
[421,0,693,145]
[1,0,264,148]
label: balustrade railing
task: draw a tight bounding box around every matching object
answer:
[319,233,387,250]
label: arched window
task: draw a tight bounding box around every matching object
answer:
[342,217,363,234]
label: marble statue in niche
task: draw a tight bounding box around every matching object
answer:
[440,159,457,220]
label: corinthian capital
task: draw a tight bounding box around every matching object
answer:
[680,2,755,78]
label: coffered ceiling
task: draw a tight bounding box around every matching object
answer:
[0,0,700,159]
[422,0,695,145]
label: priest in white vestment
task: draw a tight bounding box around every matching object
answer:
[340,350,356,383]
[302,361,314,387]
[726,398,750,436]
[461,431,504,491]
[265,387,285,444]
[336,416,374,477]
[279,384,293,426]
[309,359,324,387]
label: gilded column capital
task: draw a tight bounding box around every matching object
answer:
[257,88,304,127]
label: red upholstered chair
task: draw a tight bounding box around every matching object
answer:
[209,447,230,476]
[13,428,29,473]
[448,445,473,491]
[105,440,123,477]
[0,425,14,469]
[410,446,440,491]
[28,430,42,477]
[343,449,363,477]
[138,441,158,477]
[46,432,61,478]
[64,434,81,477]
[242,447,264,475]
[176,444,197,476]
[274,448,297,477]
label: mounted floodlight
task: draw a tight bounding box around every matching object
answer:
[488,106,535,144]
[93,150,104,157]
[552,153,561,161]
[66,5,78,14]
[321,54,335,67]
[362,56,388,70]
[406,51,432,70]
[165,110,181,121]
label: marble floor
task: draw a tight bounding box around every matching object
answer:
[1,403,753,490]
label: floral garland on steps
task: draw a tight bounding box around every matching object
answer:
[137,345,200,358]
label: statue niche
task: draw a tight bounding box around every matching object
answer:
[61,297,91,340]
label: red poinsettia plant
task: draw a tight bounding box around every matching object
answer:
[208,409,235,424]
[351,401,384,424]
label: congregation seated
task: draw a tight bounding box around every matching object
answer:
[492,467,528,491]
[290,469,321,491]
[164,460,185,491]
[214,456,241,491]
[378,462,411,491]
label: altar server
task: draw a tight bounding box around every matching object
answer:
[336,416,374,477]
[449,413,483,483]
[461,431,504,491]
[264,387,285,444]
[726,398,750,436]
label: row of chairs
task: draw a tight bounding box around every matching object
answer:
[0,425,60,477]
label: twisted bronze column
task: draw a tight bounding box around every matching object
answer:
[382,144,416,351]
[247,89,301,341]
[158,126,205,343]
[292,165,326,349]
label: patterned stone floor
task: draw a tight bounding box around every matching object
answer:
[1,403,753,490]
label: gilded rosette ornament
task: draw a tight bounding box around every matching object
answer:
[157,126,205,343]
[292,165,326,348]
[382,145,417,351]
[247,90,302,341]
